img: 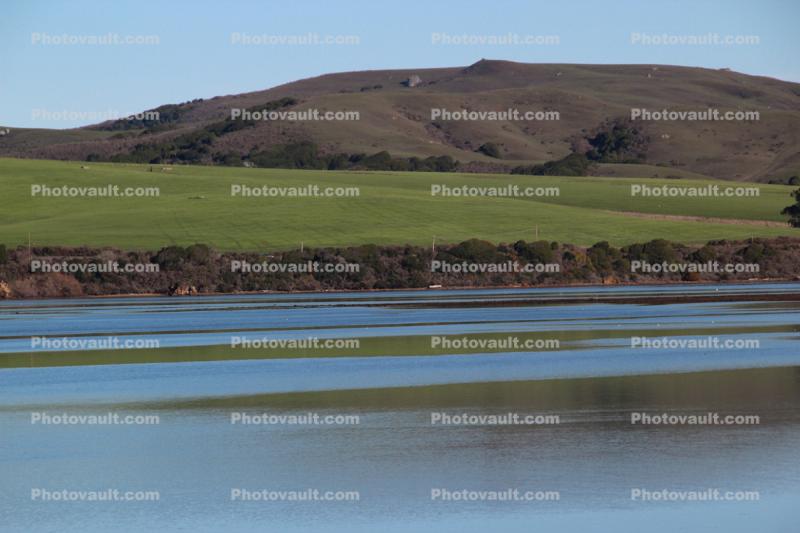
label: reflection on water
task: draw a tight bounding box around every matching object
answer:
[1,284,799,532]
[1,368,798,533]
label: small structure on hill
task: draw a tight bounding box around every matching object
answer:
[403,75,422,88]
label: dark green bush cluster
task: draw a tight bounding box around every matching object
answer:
[446,239,501,262]
[247,144,458,172]
[97,99,205,132]
[767,175,799,186]
[623,239,677,264]
[585,120,648,163]
[104,98,299,164]
[511,153,591,176]
[477,142,501,159]
[513,240,555,263]
[153,244,212,270]
[782,189,800,228]
[587,241,629,275]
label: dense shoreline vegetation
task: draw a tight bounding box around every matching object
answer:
[1,237,798,299]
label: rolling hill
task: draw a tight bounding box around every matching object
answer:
[1,60,799,182]
[1,158,797,252]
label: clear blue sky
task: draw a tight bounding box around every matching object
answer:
[1,0,797,128]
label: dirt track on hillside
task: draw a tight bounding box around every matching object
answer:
[608,210,790,228]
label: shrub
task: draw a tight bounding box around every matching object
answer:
[186,244,212,264]
[513,240,554,263]
[511,153,590,176]
[587,241,624,275]
[782,189,800,227]
[691,245,716,263]
[642,239,676,263]
[623,243,645,261]
[419,155,457,172]
[249,142,324,169]
[359,151,395,169]
[477,142,501,159]
[213,152,243,166]
[448,239,499,262]
[327,153,350,170]
[741,243,766,263]
[585,120,648,163]
[153,246,187,270]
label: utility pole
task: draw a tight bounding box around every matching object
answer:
[431,235,436,256]
[535,225,539,240]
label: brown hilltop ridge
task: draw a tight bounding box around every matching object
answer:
[2,59,799,182]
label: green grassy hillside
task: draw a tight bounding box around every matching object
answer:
[0,158,797,251]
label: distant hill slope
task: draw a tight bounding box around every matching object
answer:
[2,60,799,181]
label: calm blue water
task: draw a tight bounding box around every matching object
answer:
[1,284,798,532]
